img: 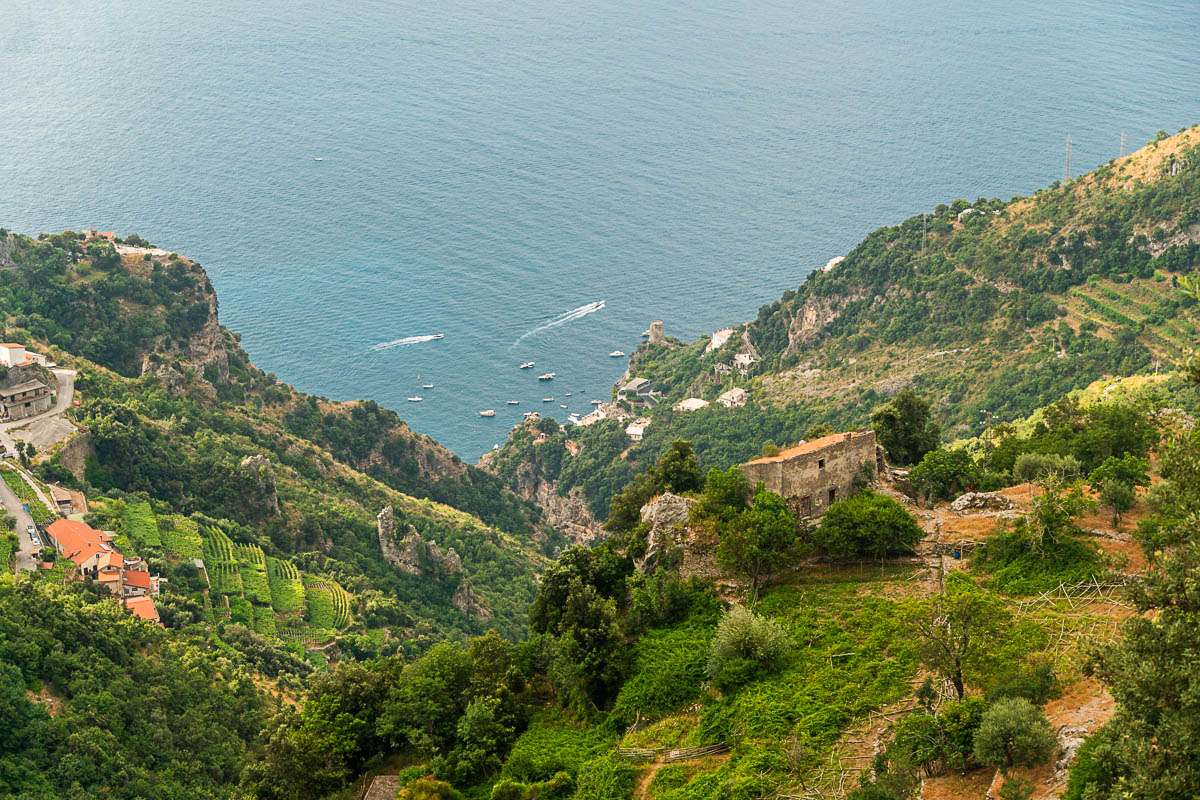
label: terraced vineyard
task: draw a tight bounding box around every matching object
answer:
[267,557,305,613]
[1060,274,1200,363]
[120,508,359,648]
[122,501,161,548]
[159,515,203,560]
[236,543,271,604]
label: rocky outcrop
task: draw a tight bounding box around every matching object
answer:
[240,454,280,515]
[452,581,493,621]
[504,457,603,546]
[783,291,865,357]
[56,429,94,483]
[376,505,463,579]
[632,493,727,581]
[950,492,1015,514]
[0,233,15,270]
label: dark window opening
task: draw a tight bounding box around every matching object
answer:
[828,487,837,504]
[818,458,825,469]
[800,495,812,515]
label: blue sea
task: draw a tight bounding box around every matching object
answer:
[2,0,1198,457]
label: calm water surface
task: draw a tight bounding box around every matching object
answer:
[2,0,1198,456]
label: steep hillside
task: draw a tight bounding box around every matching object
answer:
[0,231,550,645]
[484,126,1200,522]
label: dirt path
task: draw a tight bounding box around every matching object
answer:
[631,753,729,800]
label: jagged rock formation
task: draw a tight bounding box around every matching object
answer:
[240,454,280,515]
[376,505,463,579]
[513,461,602,545]
[452,581,492,621]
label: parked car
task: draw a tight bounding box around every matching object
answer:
[26,525,34,536]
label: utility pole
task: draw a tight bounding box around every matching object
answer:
[1120,129,1127,159]
[1063,136,1072,182]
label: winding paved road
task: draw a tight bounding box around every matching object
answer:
[1,368,76,571]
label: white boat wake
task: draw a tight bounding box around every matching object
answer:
[369,333,444,351]
[514,300,605,344]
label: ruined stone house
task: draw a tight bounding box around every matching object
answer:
[740,430,883,518]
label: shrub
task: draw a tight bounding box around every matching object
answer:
[986,660,1058,706]
[706,606,792,691]
[1013,452,1080,483]
[938,696,990,768]
[814,490,923,559]
[973,698,1056,772]
[1063,724,1121,800]
[909,448,980,503]
[401,778,464,800]
[573,756,635,800]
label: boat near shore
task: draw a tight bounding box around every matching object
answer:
[609,350,626,357]
[479,409,496,417]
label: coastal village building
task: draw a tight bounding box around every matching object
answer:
[0,379,51,421]
[625,419,650,442]
[0,343,30,367]
[740,430,882,518]
[45,519,161,622]
[733,353,758,374]
[705,328,733,354]
[718,387,748,408]
[675,397,710,412]
[618,378,657,406]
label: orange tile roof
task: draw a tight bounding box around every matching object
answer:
[123,596,159,623]
[46,519,118,567]
[744,431,871,465]
[0,343,23,349]
[123,569,151,591]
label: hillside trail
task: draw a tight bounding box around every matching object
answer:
[631,753,729,800]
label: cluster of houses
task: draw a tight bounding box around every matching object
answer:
[0,343,53,422]
[44,519,163,625]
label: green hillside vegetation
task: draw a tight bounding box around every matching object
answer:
[487,127,1200,521]
[0,229,549,648]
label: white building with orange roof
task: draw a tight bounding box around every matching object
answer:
[45,519,120,577]
[0,343,27,367]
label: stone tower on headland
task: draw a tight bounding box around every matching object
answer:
[648,320,665,345]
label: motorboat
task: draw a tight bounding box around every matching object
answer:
[407,396,423,402]
[609,350,626,357]
[430,333,445,340]
[519,362,535,369]
[591,399,604,405]
[538,372,556,381]
[422,384,434,389]
[542,397,554,402]
[507,400,520,405]
[479,409,496,417]
[559,404,568,408]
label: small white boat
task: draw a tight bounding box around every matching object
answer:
[542,397,554,402]
[313,157,324,161]
[422,384,434,389]
[430,333,445,340]
[538,372,556,381]
[559,404,568,409]
[407,396,423,402]
[519,362,535,369]
[591,399,604,405]
[609,350,626,357]
[641,330,650,338]
[507,400,520,405]
[565,392,573,397]
[479,409,496,417]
